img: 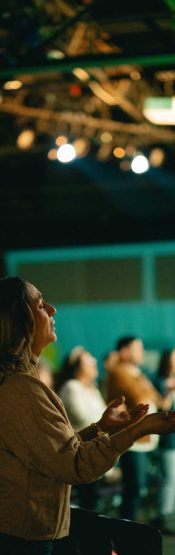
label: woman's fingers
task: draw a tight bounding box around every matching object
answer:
[107,402,149,422]
[108,406,149,426]
[160,411,175,432]
[135,411,175,438]
[130,403,149,414]
[109,400,149,416]
[101,400,150,434]
[118,411,131,422]
[108,396,126,408]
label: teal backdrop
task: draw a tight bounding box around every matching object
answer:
[5,241,175,375]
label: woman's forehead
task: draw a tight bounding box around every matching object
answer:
[26,282,42,300]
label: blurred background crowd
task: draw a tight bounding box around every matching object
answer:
[38,336,175,535]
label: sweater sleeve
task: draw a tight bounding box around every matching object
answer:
[0,377,133,485]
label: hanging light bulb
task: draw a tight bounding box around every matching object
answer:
[47,149,58,161]
[57,144,76,163]
[131,154,149,174]
[120,160,131,171]
[16,129,35,150]
[113,147,125,159]
[100,131,113,144]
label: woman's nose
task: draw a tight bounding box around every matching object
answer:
[47,303,56,316]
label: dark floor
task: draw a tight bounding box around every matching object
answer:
[71,457,175,555]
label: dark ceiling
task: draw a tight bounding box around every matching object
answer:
[1,0,175,250]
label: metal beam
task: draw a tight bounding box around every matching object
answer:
[1,100,175,143]
[1,53,175,78]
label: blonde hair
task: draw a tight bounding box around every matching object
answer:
[0,277,38,383]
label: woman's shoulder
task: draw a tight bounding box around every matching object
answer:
[0,372,61,406]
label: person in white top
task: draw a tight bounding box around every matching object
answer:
[58,347,106,430]
[57,346,114,510]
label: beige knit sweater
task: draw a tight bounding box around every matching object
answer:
[0,373,133,540]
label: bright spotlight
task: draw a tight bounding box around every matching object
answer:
[57,144,76,163]
[131,154,149,174]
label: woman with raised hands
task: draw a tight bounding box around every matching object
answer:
[0,276,175,555]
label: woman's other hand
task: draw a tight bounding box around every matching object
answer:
[97,396,149,433]
[127,410,175,442]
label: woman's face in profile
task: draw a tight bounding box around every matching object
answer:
[79,351,98,382]
[27,283,57,356]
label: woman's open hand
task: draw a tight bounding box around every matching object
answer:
[97,396,149,434]
[127,410,175,442]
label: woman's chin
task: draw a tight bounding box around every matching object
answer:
[50,330,57,342]
[42,331,57,350]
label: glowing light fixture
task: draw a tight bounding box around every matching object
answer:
[120,160,131,171]
[16,129,35,150]
[125,145,136,157]
[149,148,165,167]
[96,144,111,161]
[3,80,22,90]
[143,97,175,125]
[69,84,82,97]
[55,135,68,147]
[113,147,125,159]
[130,70,141,81]
[73,138,90,158]
[131,154,149,174]
[47,149,58,161]
[100,131,113,144]
[73,68,89,81]
[47,50,65,59]
[57,144,76,163]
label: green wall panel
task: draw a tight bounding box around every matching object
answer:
[5,241,175,375]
